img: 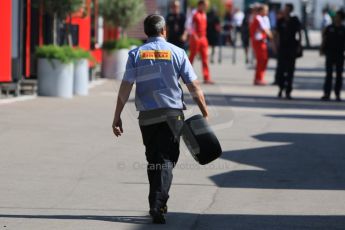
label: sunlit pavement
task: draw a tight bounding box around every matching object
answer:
[0,48,344,230]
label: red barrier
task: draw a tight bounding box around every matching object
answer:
[0,0,12,82]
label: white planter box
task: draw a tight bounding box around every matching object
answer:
[101,49,129,80]
[74,59,89,96]
[37,58,74,98]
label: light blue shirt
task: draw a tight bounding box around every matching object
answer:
[123,36,197,111]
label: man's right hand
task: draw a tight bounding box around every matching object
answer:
[112,118,123,137]
[111,81,134,138]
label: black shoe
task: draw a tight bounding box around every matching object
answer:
[278,90,283,98]
[336,95,342,102]
[321,95,330,101]
[161,205,168,214]
[149,208,166,224]
[286,94,292,100]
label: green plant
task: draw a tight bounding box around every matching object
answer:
[63,46,94,61]
[116,38,131,49]
[36,45,94,63]
[74,48,94,60]
[101,40,117,51]
[62,46,76,60]
[101,0,145,37]
[36,45,74,63]
[101,38,132,51]
[128,38,143,46]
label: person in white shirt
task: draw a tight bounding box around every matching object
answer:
[233,8,245,28]
[184,7,197,38]
[321,9,332,31]
[232,8,245,48]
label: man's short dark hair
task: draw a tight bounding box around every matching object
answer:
[286,3,294,12]
[144,14,166,37]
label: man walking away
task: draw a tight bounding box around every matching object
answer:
[321,10,345,102]
[112,14,209,224]
[275,3,302,99]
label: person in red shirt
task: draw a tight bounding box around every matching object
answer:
[250,4,273,85]
[189,0,214,84]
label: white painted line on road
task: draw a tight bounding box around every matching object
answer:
[0,95,37,106]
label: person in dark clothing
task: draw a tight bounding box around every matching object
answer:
[166,0,186,49]
[321,10,345,102]
[272,10,284,85]
[207,7,221,63]
[241,8,251,64]
[223,10,233,46]
[275,3,302,99]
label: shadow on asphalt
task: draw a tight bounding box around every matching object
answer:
[0,214,152,224]
[183,94,345,111]
[251,66,326,73]
[207,75,326,91]
[266,114,345,120]
[211,132,345,190]
[247,66,327,91]
[1,213,345,229]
